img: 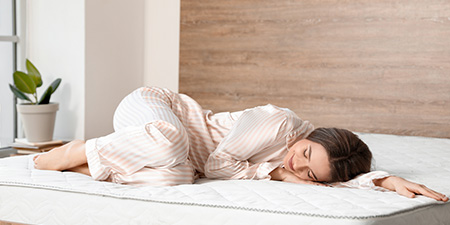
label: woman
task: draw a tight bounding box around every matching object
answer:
[34,87,448,202]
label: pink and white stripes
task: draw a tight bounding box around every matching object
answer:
[85,86,388,187]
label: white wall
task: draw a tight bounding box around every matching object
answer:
[144,0,180,92]
[26,0,179,140]
[27,0,86,140]
[85,0,144,139]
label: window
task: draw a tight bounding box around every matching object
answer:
[0,0,25,147]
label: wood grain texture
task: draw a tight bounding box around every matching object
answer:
[180,0,450,138]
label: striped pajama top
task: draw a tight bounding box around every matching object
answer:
[85,87,389,188]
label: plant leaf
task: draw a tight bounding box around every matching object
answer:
[26,59,43,87]
[13,71,36,94]
[9,84,32,102]
[38,86,53,104]
[49,78,62,94]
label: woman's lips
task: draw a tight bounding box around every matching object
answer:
[289,154,294,171]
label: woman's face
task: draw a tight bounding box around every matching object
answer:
[283,139,332,182]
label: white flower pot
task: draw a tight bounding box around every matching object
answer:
[16,103,59,142]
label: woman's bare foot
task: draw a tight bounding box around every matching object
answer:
[34,140,87,171]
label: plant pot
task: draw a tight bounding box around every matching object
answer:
[17,103,59,142]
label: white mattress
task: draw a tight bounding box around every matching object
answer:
[0,133,449,225]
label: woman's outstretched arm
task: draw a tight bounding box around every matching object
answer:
[334,172,448,202]
[272,168,448,202]
[373,176,448,202]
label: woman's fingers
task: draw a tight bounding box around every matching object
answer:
[419,186,445,201]
[311,182,329,187]
[305,180,330,187]
[411,185,449,202]
[399,183,449,202]
[294,179,330,187]
[387,177,448,202]
[396,187,415,198]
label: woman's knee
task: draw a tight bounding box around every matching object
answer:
[113,88,144,130]
[113,87,164,130]
[113,87,177,131]
[145,120,189,165]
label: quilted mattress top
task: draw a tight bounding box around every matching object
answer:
[0,133,449,219]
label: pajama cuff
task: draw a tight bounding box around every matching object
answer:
[256,162,282,180]
[334,170,391,191]
[85,138,111,181]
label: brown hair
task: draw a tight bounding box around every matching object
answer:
[306,127,372,182]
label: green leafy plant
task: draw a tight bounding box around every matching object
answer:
[9,59,62,105]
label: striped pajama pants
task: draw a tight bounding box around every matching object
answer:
[85,87,195,186]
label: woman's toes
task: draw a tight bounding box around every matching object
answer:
[33,154,43,169]
[33,153,56,170]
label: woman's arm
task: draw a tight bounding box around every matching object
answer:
[272,169,448,202]
[373,176,448,202]
[204,106,286,179]
[333,170,390,189]
[204,105,313,180]
[334,171,448,202]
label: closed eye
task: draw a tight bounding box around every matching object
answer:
[304,145,316,181]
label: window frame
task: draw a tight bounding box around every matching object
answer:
[0,0,26,145]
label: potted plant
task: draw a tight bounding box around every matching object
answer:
[9,59,62,142]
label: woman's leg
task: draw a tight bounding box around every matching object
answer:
[113,161,194,186]
[105,88,189,171]
[86,87,194,185]
[34,140,87,171]
[67,163,91,176]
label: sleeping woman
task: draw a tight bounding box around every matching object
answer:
[34,87,448,202]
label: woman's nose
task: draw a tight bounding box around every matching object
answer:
[294,163,306,172]
[293,155,307,171]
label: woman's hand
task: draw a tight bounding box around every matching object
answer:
[270,167,329,187]
[374,176,448,202]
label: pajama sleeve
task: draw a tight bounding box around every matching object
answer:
[332,170,391,191]
[204,105,308,180]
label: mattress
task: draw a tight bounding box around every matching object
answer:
[0,133,449,225]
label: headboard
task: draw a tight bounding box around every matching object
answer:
[179,0,450,138]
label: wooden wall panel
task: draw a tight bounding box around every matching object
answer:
[179,0,450,138]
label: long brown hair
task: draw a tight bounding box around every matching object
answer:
[306,127,372,182]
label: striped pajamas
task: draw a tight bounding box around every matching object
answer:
[85,87,194,186]
[85,87,389,188]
